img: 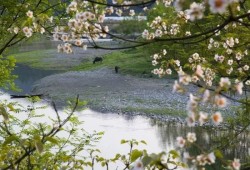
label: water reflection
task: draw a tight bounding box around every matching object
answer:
[150,119,250,162]
[8,64,59,95]
[0,93,249,169]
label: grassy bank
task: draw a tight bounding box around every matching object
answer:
[10,46,158,77]
[9,49,58,70]
[73,48,156,77]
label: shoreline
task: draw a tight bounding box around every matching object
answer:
[32,68,238,130]
[32,67,189,115]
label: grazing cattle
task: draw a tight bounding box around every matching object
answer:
[115,66,120,73]
[93,57,103,64]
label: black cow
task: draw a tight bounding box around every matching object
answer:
[93,57,103,64]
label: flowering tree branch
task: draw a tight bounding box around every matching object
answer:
[84,0,155,7]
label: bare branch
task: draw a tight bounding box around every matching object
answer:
[85,0,155,7]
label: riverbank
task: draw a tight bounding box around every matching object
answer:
[10,41,239,125]
[10,47,114,71]
[32,68,189,119]
[32,67,238,128]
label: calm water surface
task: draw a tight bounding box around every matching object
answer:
[9,64,59,95]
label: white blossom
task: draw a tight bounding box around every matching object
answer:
[129,10,135,16]
[227,59,233,65]
[187,132,196,143]
[243,65,249,71]
[176,136,186,148]
[219,77,231,88]
[212,112,223,125]
[226,37,235,47]
[232,159,241,170]
[209,0,230,14]
[26,10,33,18]
[13,27,19,34]
[235,82,243,95]
[246,80,250,86]
[185,2,204,21]
[132,160,144,170]
[166,69,172,75]
[199,112,208,125]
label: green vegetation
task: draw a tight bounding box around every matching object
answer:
[74,48,156,77]
[0,55,17,90]
[9,49,61,70]
[9,47,157,76]
[112,20,147,36]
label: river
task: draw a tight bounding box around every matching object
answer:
[1,63,250,169]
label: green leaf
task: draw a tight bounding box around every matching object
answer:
[179,162,188,168]
[214,149,223,159]
[95,149,101,153]
[3,135,19,146]
[86,162,92,167]
[168,161,177,165]
[7,104,15,111]
[116,153,121,158]
[121,155,126,160]
[140,140,147,145]
[97,131,104,135]
[130,149,143,162]
[142,155,152,167]
[111,154,121,161]
[33,135,41,141]
[0,105,9,122]
[35,141,44,154]
[101,162,106,167]
[45,136,59,145]
[97,157,104,162]
[169,150,180,159]
[120,139,127,144]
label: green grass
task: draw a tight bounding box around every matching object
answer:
[9,46,176,78]
[9,47,157,76]
[73,48,156,77]
[9,49,57,70]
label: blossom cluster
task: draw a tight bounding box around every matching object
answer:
[207,36,250,80]
[55,0,117,51]
[36,0,249,169]
[172,72,245,128]
[7,9,51,38]
[175,133,241,170]
[144,1,249,169]
[142,0,245,41]
[57,0,150,50]
[176,133,218,168]
[174,0,239,20]
[142,16,180,40]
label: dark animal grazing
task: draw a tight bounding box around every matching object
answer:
[115,66,120,73]
[93,57,103,64]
